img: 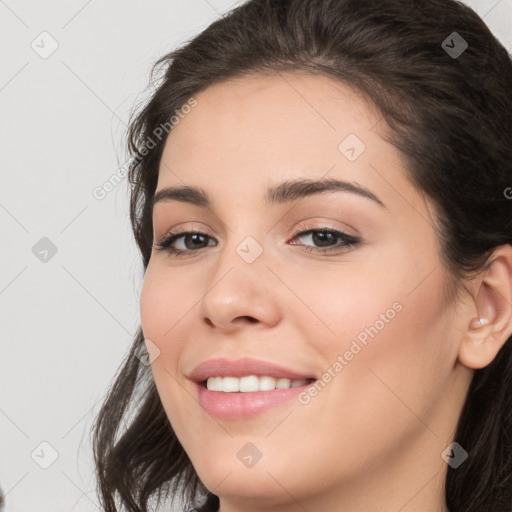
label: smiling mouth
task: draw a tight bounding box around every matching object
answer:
[201,375,317,392]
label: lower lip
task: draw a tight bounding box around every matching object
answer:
[194,381,316,420]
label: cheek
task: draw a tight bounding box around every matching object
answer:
[310,243,448,375]
[139,264,196,354]
[285,255,404,357]
[295,257,450,419]
[139,266,196,423]
[139,268,196,403]
[277,272,451,482]
[320,266,451,437]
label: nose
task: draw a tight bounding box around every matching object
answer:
[199,252,282,333]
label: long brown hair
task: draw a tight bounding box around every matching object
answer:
[92,1,512,510]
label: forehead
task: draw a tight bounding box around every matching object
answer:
[157,72,417,216]
[161,72,382,165]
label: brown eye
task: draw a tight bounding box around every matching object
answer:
[290,227,360,254]
[154,230,216,256]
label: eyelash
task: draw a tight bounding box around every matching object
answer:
[153,224,361,257]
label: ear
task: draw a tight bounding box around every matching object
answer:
[458,244,512,370]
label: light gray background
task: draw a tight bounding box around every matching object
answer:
[0,1,510,511]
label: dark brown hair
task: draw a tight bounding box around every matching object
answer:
[92,1,512,511]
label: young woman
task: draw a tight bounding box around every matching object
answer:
[92,1,512,511]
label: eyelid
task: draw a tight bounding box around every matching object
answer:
[156,217,357,239]
[291,221,358,240]
[156,222,213,240]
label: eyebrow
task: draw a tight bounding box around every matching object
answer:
[152,177,386,210]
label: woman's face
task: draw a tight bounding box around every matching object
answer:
[140,73,472,511]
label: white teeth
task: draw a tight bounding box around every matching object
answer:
[206,375,311,392]
[222,376,239,392]
[258,376,276,391]
[240,375,259,392]
[276,378,291,389]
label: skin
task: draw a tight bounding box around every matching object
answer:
[139,72,512,512]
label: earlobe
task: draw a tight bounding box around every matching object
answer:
[458,245,512,370]
[468,317,488,330]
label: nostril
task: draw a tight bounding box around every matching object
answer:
[237,316,258,323]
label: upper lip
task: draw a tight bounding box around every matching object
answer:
[188,357,317,383]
